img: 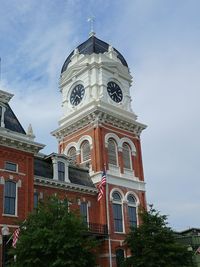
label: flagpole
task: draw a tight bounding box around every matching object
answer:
[105,170,112,267]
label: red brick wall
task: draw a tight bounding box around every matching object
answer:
[0,146,34,226]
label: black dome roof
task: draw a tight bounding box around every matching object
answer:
[61,35,128,73]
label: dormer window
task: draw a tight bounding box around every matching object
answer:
[58,161,65,181]
[5,162,17,172]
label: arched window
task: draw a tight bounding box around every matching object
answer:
[81,140,91,162]
[127,194,137,227]
[4,181,16,215]
[67,146,76,162]
[112,191,123,232]
[122,143,132,169]
[58,161,65,181]
[108,138,118,166]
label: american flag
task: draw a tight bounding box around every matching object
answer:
[97,170,106,201]
[12,228,20,248]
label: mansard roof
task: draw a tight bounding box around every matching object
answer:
[61,35,128,73]
[4,103,26,134]
[34,155,95,188]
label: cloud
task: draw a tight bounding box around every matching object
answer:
[0,0,199,230]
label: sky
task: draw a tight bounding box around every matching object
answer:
[0,0,199,230]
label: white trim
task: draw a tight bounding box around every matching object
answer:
[110,188,125,201]
[4,161,18,173]
[124,191,139,205]
[64,142,78,155]
[105,133,120,148]
[3,180,18,217]
[77,135,93,150]
[119,137,136,155]
[110,189,125,234]
[122,143,133,171]
[107,138,119,167]
[34,175,98,194]
[51,155,70,182]
[125,191,140,227]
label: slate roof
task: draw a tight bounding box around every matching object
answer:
[4,103,26,134]
[69,166,95,188]
[61,35,128,73]
[34,157,53,179]
[34,156,95,188]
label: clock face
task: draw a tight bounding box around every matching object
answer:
[70,84,85,106]
[107,81,123,103]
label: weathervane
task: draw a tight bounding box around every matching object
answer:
[87,16,95,37]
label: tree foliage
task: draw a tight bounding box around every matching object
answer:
[9,196,97,267]
[123,205,195,267]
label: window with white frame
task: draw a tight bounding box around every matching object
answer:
[112,191,123,232]
[81,140,91,162]
[5,162,17,172]
[127,194,137,227]
[80,202,88,224]
[4,180,17,215]
[122,143,132,169]
[108,138,118,166]
[58,161,65,181]
[67,146,76,162]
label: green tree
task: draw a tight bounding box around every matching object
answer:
[9,196,98,267]
[123,205,195,267]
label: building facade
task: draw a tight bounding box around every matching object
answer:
[0,34,147,267]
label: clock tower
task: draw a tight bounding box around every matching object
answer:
[52,33,147,266]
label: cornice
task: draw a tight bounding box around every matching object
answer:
[52,104,146,140]
[90,172,146,192]
[34,175,98,195]
[0,129,45,154]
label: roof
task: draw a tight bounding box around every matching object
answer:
[4,103,26,134]
[34,156,95,188]
[61,35,128,73]
[175,228,200,236]
[69,165,95,188]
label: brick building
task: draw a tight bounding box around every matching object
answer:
[0,33,147,267]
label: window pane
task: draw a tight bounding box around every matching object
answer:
[113,192,121,201]
[34,193,39,208]
[4,181,16,215]
[108,139,117,165]
[122,143,131,169]
[81,141,91,162]
[80,202,88,223]
[5,181,16,197]
[5,162,17,172]
[127,195,136,204]
[67,147,76,162]
[128,206,137,227]
[113,203,123,232]
[58,162,65,181]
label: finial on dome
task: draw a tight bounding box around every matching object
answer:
[73,48,79,55]
[27,123,35,140]
[108,45,114,52]
[87,16,96,37]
